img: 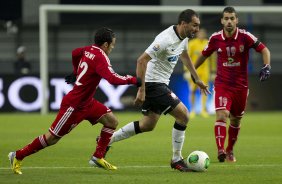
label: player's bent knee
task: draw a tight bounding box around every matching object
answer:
[216,110,229,121]
[104,120,118,129]
[100,113,119,128]
[230,116,241,126]
[45,132,60,145]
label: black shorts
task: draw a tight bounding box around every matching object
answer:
[141,82,181,115]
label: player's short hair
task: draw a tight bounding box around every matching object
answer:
[222,6,237,17]
[178,9,199,24]
[94,27,115,46]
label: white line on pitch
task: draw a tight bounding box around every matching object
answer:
[1,164,282,170]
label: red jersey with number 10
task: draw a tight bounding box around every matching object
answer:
[62,44,136,108]
[202,28,265,90]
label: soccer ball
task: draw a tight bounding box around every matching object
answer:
[186,150,210,172]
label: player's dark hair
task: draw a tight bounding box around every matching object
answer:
[178,9,198,24]
[222,6,237,17]
[94,27,115,46]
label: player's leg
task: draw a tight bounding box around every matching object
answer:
[8,132,53,175]
[90,112,118,170]
[110,111,160,145]
[94,112,117,158]
[226,89,247,162]
[13,132,60,161]
[8,106,78,174]
[169,102,193,172]
[226,114,241,162]
[109,95,161,145]
[215,110,229,162]
[214,88,232,162]
[169,102,189,162]
[86,100,119,170]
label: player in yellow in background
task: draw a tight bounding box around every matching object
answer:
[183,28,216,118]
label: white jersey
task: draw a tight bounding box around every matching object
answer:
[145,25,188,85]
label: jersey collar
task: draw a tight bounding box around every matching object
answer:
[173,25,184,40]
[221,27,239,40]
[92,44,106,54]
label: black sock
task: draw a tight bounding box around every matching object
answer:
[173,122,187,131]
[134,121,142,134]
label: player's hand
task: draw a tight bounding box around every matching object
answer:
[65,73,76,84]
[134,88,145,107]
[195,80,211,96]
[259,64,271,82]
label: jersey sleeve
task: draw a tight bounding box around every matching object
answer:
[244,31,266,52]
[95,53,137,85]
[202,35,216,57]
[145,36,167,59]
[72,47,84,75]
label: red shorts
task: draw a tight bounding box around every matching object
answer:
[49,99,111,137]
[214,87,248,117]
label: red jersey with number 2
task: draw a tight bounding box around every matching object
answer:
[62,44,135,109]
[202,28,265,90]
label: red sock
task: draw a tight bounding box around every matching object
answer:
[16,135,48,160]
[93,126,115,159]
[214,120,227,152]
[226,124,240,153]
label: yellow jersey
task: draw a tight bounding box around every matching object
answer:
[184,38,215,76]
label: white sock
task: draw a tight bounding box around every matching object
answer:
[172,127,185,162]
[109,122,136,145]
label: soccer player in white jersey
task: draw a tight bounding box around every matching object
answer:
[106,9,210,172]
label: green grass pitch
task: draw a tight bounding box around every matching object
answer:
[1,111,282,184]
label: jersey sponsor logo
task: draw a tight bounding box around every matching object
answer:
[167,55,179,62]
[223,58,240,67]
[228,57,234,63]
[153,44,160,51]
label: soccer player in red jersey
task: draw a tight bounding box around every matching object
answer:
[8,27,141,174]
[194,7,271,162]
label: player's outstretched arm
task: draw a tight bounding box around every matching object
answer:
[180,52,210,95]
